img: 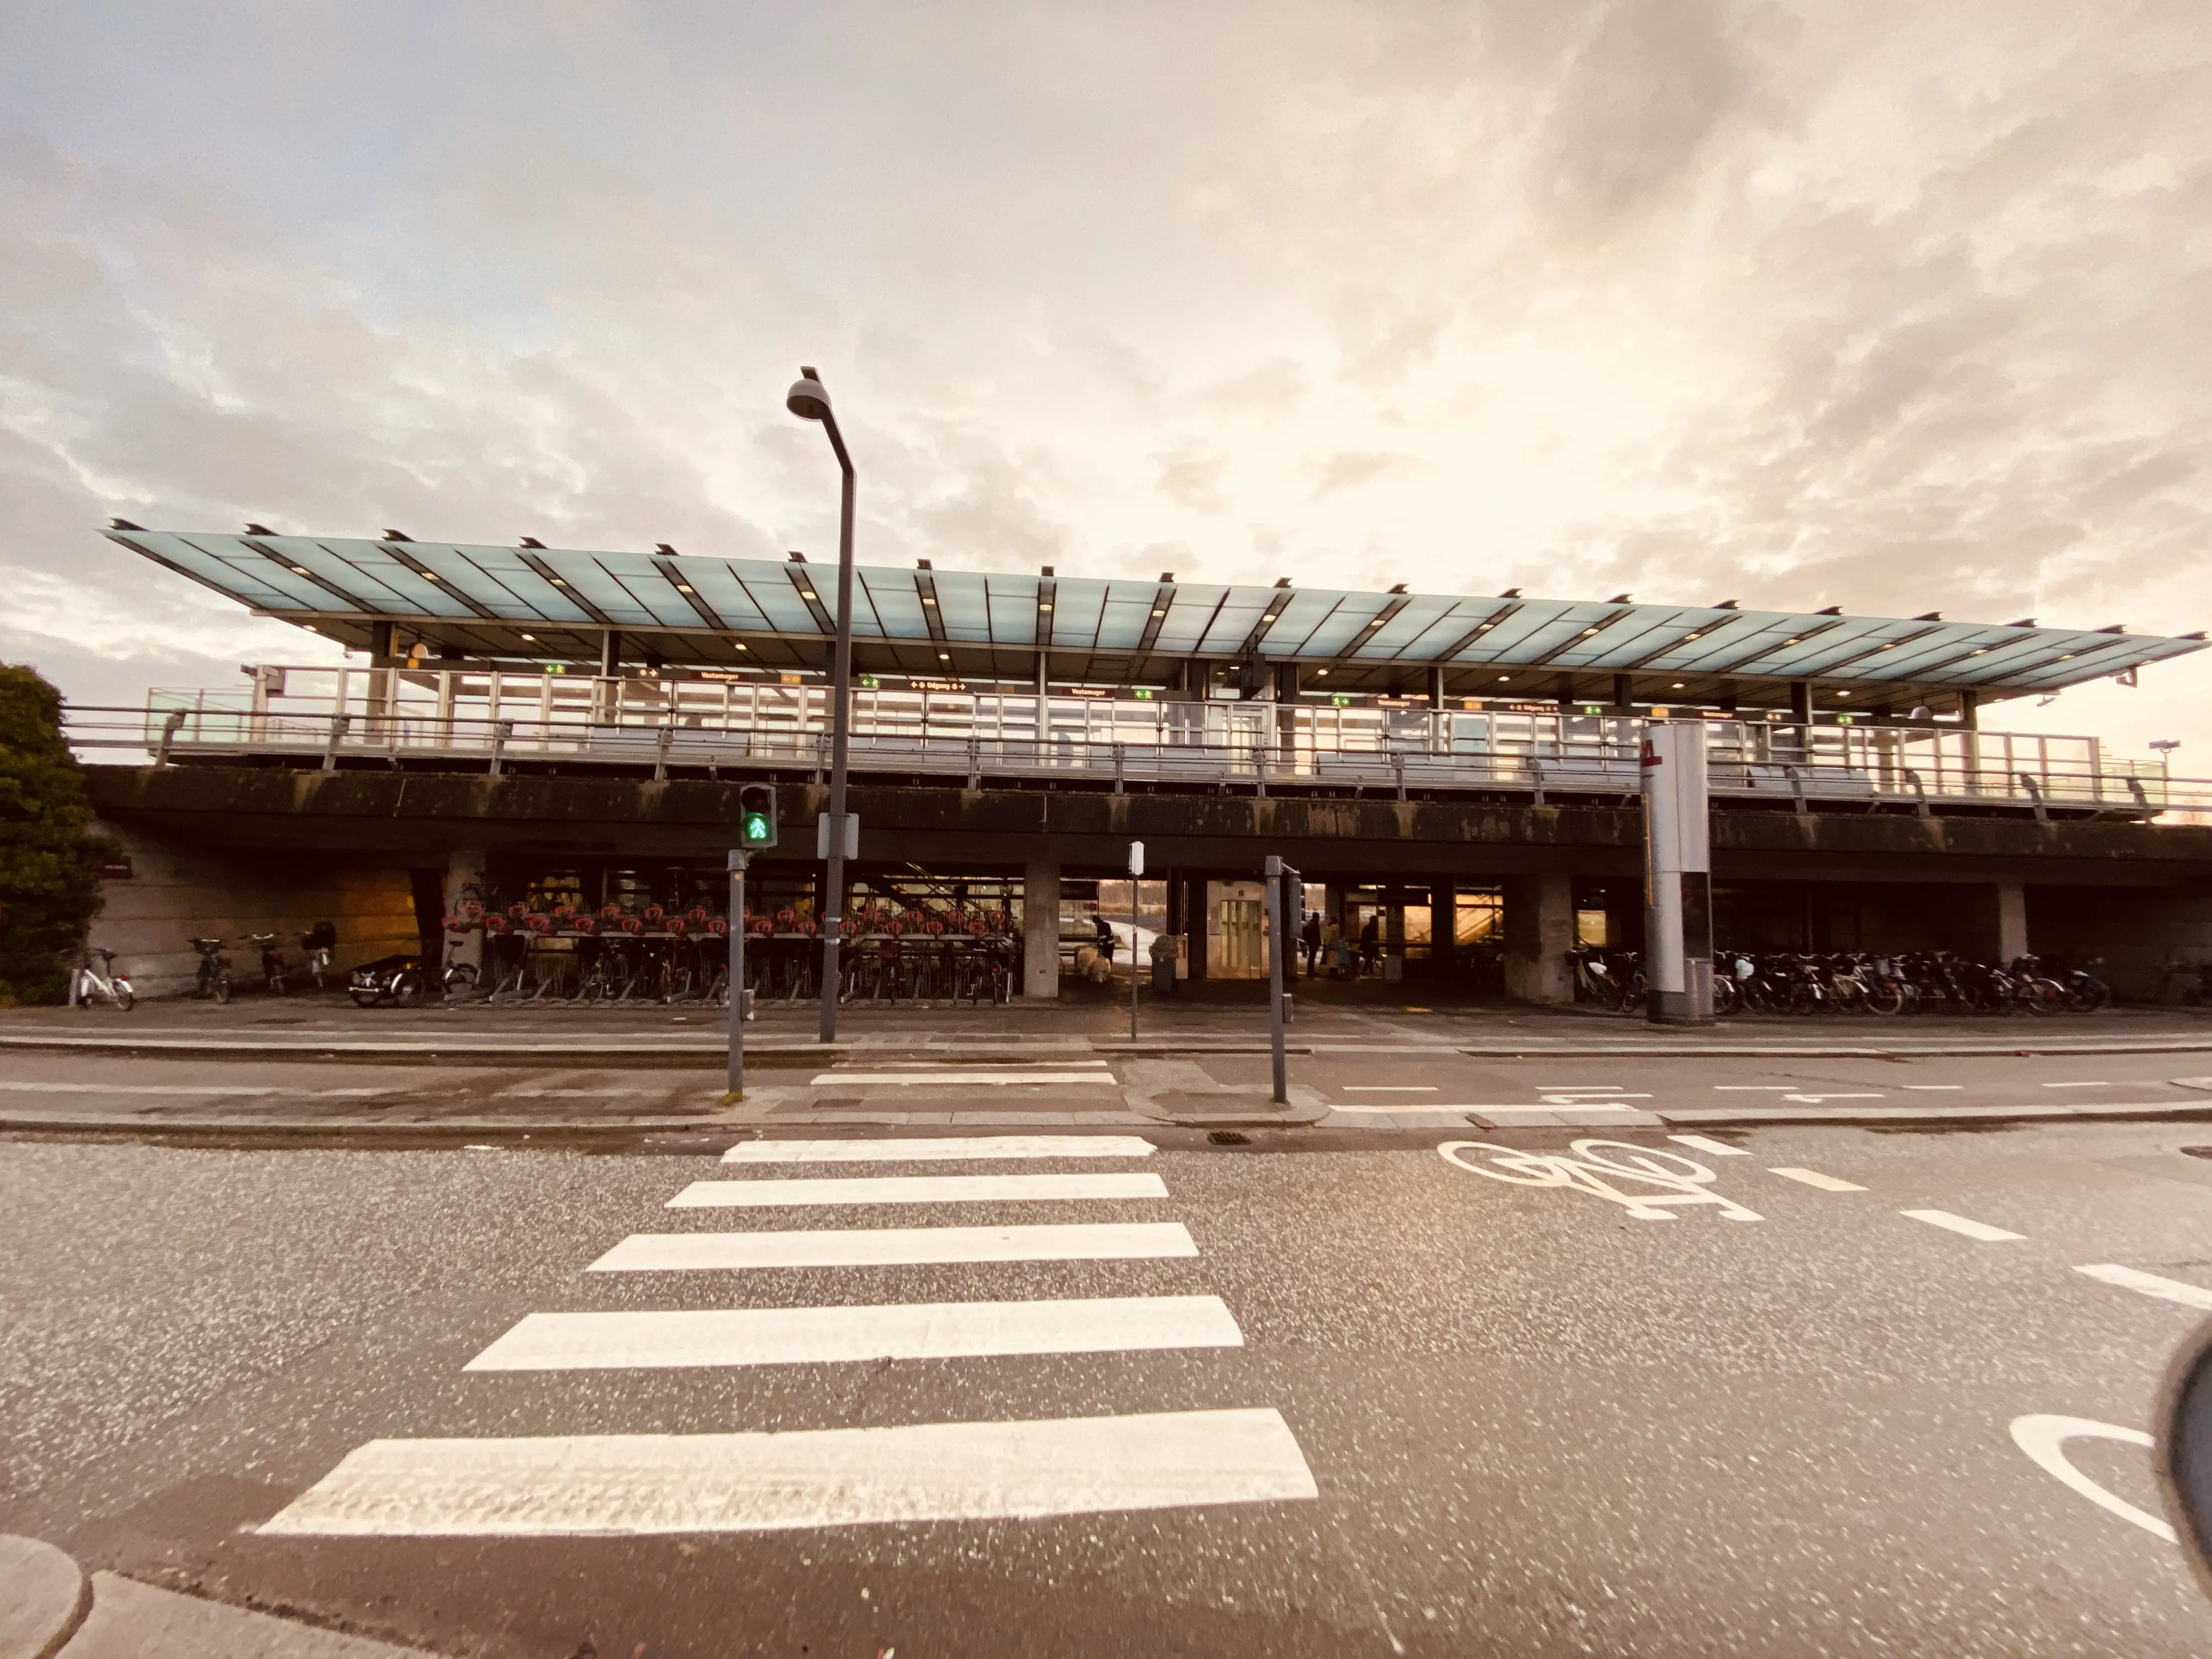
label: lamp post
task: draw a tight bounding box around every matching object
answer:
[787,366,856,1043]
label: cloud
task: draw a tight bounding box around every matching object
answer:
[0,0,2206,762]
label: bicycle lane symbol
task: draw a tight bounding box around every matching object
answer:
[1437,1139,1765,1222]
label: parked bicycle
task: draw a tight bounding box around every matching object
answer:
[250,933,287,995]
[300,921,336,991]
[71,948,135,1011]
[189,936,233,1004]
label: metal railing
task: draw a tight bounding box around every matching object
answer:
[56,664,2193,817]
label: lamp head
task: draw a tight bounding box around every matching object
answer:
[786,366,832,422]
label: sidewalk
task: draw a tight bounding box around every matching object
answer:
[7,995,2210,1063]
[0,1534,436,1658]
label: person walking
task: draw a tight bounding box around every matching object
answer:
[1358,913,1380,977]
[1300,910,1322,978]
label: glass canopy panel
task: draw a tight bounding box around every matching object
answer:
[1196,595,1271,654]
[420,545,544,619]
[1150,587,1228,653]
[1097,583,1160,651]
[986,578,1041,647]
[1049,579,1109,648]
[730,566,822,634]
[1260,590,1349,655]
[928,571,995,642]
[857,570,927,638]
[681,565,774,631]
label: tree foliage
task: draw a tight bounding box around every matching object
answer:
[0,666,109,1005]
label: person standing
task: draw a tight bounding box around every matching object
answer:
[1300,910,1322,978]
[1358,913,1380,977]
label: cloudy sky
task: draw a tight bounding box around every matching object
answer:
[4,2,2209,754]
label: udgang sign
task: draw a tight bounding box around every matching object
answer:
[1641,720,1714,1026]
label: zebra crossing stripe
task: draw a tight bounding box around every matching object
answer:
[669,1172,1167,1208]
[589,1221,1199,1272]
[807,1071,1118,1086]
[258,1408,1318,1536]
[464,1295,1243,1371]
[722,1135,1155,1164]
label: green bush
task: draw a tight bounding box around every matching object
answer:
[0,666,110,1005]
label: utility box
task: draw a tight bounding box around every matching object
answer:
[1150,932,1178,995]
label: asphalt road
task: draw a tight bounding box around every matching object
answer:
[4,1118,2211,1656]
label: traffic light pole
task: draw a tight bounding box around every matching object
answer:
[725,848,748,1101]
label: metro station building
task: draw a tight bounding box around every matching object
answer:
[72,524,2212,1001]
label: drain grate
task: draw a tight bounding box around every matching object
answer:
[1207,1130,1251,1147]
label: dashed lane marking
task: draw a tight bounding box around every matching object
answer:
[811,1071,1119,1086]
[1901,1209,2025,1242]
[1668,1135,1750,1158]
[589,1222,1200,1272]
[463,1295,1245,1371]
[2040,1081,2116,1090]
[2072,1263,2212,1311]
[723,1135,1155,1164]
[258,1409,1319,1536]
[669,1172,1169,1209]
[1768,1167,1867,1192]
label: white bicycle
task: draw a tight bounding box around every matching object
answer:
[72,949,136,1012]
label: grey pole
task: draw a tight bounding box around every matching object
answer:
[726,848,748,1099]
[1128,840,1144,1043]
[1265,854,1288,1104]
[787,368,856,1045]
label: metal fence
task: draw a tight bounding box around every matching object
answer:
[56,664,2190,817]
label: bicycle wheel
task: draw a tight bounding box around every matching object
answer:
[214,972,232,1006]
[2023,978,2065,1015]
[116,984,135,1012]
[1865,981,1904,1015]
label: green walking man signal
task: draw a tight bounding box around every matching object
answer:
[738,783,778,849]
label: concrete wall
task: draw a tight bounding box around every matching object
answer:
[84,819,423,998]
[2027,885,2212,1002]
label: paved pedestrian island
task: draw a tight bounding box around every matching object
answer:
[257,1133,1316,1540]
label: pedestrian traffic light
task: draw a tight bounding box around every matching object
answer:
[738,784,777,849]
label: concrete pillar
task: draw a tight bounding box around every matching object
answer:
[1383,886,1406,982]
[1023,859,1060,998]
[443,849,487,975]
[1996,880,2029,964]
[1502,871,1574,1005]
[1429,880,1455,981]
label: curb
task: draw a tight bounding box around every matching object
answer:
[0,1538,438,1658]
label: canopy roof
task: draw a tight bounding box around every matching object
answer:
[106,526,2205,711]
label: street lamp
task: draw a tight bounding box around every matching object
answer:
[787,365,856,1043]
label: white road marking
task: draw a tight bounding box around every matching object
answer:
[670,1172,1166,1208]
[1341,1086,1439,1093]
[0,1081,283,1094]
[2073,1263,2212,1311]
[1768,1167,1867,1192]
[1668,1134,1750,1157]
[1458,1103,1637,1114]
[501,1087,672,1098]
[1901,1209,2024,1242]
[589,1222,1200,1272]
[2040,1080,2115,1089]
[258,1408,1318,1536]
[1540,1091,1652,1101]
[464,1295,1244,1370]
[1439,1140,1763,1222]
[2008,1415,2175,1542]
[722,1136,1154,1164]
[811,1072,1119,1086]
[1901,1085,1965,1091]
[1781,1093,1885,1103]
